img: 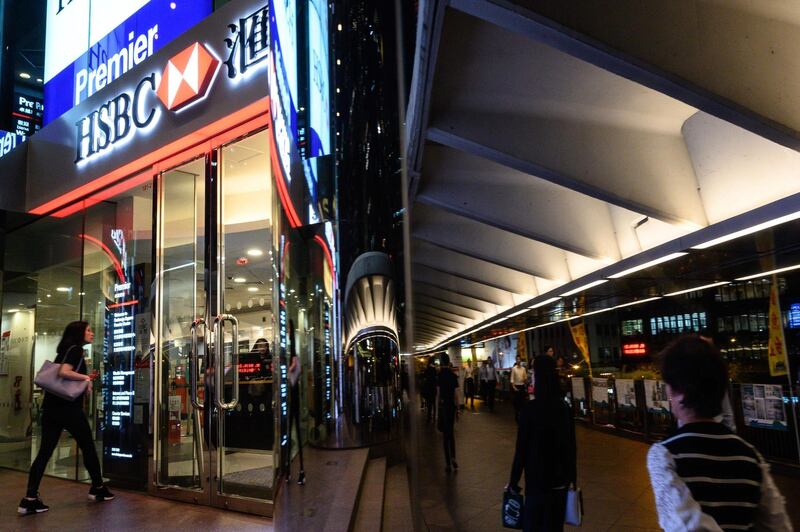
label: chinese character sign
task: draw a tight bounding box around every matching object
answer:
[767,278,789,377]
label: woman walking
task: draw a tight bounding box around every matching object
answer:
[437,354,459,472]
[19,321,114,515]
[507,355,576,531]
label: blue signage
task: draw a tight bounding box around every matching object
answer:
[44,0,212,124]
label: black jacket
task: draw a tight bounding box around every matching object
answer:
[509,397,577,490]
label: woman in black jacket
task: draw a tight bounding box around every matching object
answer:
[507,355,576,531]
[19,321,114,515]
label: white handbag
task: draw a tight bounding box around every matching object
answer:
[564,486,583,526]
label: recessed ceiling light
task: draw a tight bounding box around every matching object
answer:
[19,72,31,79]
[246,248,263,257]
[233,277,246,283]
[56,287,71,292]
[247,287,258,292]
[36,78,43,83]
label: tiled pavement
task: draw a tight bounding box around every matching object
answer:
[415,396,800,532]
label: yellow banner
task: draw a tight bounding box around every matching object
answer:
[569,320,590,364]
[768,278,789,377]
[517,331,528,363]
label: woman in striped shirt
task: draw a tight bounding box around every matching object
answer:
[647,336,792,531]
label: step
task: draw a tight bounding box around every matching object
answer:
[353,457,388,532]
[382,463,414,532]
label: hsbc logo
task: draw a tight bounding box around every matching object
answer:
[75,42,221,164]
[157,43,219,111]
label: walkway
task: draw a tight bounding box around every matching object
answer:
[0,469,272,531]
[415,396,800,531]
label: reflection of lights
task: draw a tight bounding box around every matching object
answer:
[233,277,246,283]
[664,281,729,297]
[572,365,580,370]
[615,296,662,309]
[560,279,608,297]
[246,248,263,257]
[56,287,71,292]
[736,263,800,281]
[19,72,30,79]
[46,294,51,298]
[608,252,687,279]
[248,287,258,292]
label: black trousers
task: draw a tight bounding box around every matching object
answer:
[286,384,304,475]
[512,385,527,420]
[486,380,496,411]
[27,406,103,496]
[524,487,567,532]
[440,405,456,466]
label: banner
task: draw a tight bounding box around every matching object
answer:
[741,383,787,431]
[615,379,637,411]
[767,278,789,376]
[569,320,590,364]
[591,378,609,407]
[517,332,528,364]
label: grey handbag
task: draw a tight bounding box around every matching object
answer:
[34,347,88,401]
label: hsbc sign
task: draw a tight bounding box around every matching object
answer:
[75,41,221,163]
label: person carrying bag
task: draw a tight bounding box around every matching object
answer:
[506,355,578,531]
[19,321,115,516]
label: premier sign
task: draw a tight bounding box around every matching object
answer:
[74,42,219,163]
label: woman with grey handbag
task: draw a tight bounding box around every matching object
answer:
[507,355,577,531]
[19,321,114,515]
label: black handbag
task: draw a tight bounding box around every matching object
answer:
[502,488,524,529]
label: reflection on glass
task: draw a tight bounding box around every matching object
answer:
[157,157,206,489]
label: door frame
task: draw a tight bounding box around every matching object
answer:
[149,126,276,517]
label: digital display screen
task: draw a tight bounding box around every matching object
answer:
[622,342,647,356]
[307,0,330,158]
[12,94,44,137]
[44,0,211,123]
[789,303,800,329]
[0,130,25,159]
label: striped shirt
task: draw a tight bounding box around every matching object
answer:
[647,422,792,532]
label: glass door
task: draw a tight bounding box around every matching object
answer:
[152,130,275,516]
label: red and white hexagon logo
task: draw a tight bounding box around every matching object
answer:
[156,42,219,111]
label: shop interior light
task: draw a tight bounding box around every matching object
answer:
[246,248,263,257]
[608,252,687,279]
[692,211,800,250]
[614,296,662,309]
[735,263,800,281]
[664,281,730,297]
[506,308,529,318]
[233,277,247,283]
[528,296,561,309]
[560,279,608,297]
[56,287,71,292]
[247,287,258,292]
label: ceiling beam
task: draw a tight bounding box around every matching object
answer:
[417,193,605,260]
[413,289,489,314]
[414,297,479,321]
[413,261,523,295]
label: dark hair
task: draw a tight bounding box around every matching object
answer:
[543,345,554,353]
[440,353,451,367]
[57,321,89,356]
[533,355,562,400]
[659,336,728,418]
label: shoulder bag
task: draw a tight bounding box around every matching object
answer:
[564,485,583,526]
[34,346,88,401]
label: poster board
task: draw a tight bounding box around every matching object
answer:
[644,379,670,414]
[741,384,787,431]
[591,378,609,407]
[615,378,637,411]
[571,377,585,401]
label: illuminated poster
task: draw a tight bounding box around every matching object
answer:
[570,377,585,401]
[44,0,212,123]
[615,379,637,411]
[644,379,670,414]
[741,383,787,431]
[0,331,9,376]
[591,378,609,407]
[307,0,330,158]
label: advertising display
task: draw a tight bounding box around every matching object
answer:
[0,130,25,160]
[485,335,517,368]
[570,377,585,401]
[307,0,330,158]
[741,383,788,431]
[615,378,637,411]
[44,0,212,123]
[12,94,44,136]
[644,379,670,413]
[591,378,610,408]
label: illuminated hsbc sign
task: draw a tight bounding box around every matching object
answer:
[74,42,220,163]
[74,4,268,165]
[44,0,212,124]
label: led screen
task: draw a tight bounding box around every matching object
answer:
[307,0,330,157]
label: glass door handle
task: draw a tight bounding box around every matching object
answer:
[214,314,240,410]
[190,318,206,411]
